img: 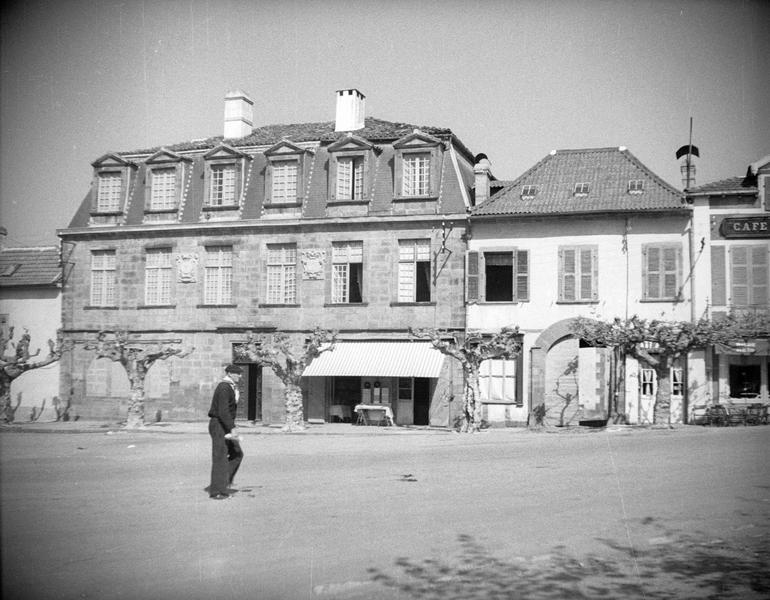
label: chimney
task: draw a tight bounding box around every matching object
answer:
[474,154,492,205]
[223,90,254,139]
[335,89,365,132]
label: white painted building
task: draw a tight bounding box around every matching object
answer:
[467,148,702,426]
[0,228,63,421]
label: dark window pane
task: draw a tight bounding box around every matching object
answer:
[415,261,431,302]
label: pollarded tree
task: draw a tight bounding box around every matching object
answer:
[1,327,69,423]
[410,327,522,433]
[235,328,337,432]
[570,315,751,425]
[82,330,193,428]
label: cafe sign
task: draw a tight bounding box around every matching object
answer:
[719,216,770,238]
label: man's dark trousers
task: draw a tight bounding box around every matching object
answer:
[209,419,243,495]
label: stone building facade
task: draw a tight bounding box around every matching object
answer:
[58,89,474,426]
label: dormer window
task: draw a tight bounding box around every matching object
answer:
[90,153,136,225]
[202,144,250,212]
[628,179,644,194]
[97,172,123,212]
[393,130,443,200]
[144,149,191,222]
[327,134,376,204]
[264,140,310,206]
[574,182,590,196]
[521,185,538,199]
[210,164,237,205]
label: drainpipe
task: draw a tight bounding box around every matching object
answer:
[687,221,696,322]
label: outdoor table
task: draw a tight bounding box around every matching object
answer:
[354,404,395,426]
[329,404,352,422]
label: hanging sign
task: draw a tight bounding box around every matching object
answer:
[719,216,770,238]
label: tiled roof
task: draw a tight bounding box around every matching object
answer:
[0,247,61,287]
[123,117,456,156]
[686,177,757,195]
[473,147,685,216]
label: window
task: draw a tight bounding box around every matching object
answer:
[332,241,363,303]
[574,182,590,196]
[271,160,298,204]
[402,153,431,196]
[266,244,297,304]
[642,244,682,300]
[479,359,520,405]
[465,250,529,303]
[209,164,237,206]
[336,156,364,200]
[628,179,644,193]
[150,168,177,211]
[558,246,598,302]
[521,185,538,198]
[729,364,760,398]
[204,246,233,305]
[730,245,769,307]
[96,173,122,212]
[398,239,431,302]
[90,250,116,306]
[640,368,655,396]
[671,367,684,397]
[144,248,173,305]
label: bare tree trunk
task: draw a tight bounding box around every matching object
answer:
[460,364,483,433]
[0,377,11,423]
[283,381,305,432]
[126,375,146,428]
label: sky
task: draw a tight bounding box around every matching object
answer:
[1,0,768,248]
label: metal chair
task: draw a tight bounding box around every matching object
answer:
[706,405,728,426]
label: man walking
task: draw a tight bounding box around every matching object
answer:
[208,364,244,500]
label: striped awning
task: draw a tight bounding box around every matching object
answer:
[302,341,445,377]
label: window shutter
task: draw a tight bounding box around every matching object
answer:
[362,152,371,201]
[175,163,184,206]
[143,166,152,211]
[751,244,768,306]
[296,155,306,202]
[675,245,683,299]
[265,160,273,204]
[328,154,337,202]
[394,151,403,197]
[466,251,479,303]
[430,146,441,197]
[515,250,529,301]
[558,248,566,300]
[731,246,749,306]
[663,246,679,299]
[234,160,243,204]
[590,246,599,300]
[711,245,726,306]
[641,245,650,299]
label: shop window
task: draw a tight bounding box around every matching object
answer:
[729,364,760,398]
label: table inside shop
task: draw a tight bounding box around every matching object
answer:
[329,404,352,423]
[354,404,395,426]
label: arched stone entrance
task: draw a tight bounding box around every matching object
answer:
[530,318,580,426]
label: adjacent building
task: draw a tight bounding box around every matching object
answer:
[467,148,696,426]
[58,89,475,425]
[687,154,770,407]
[0,227,63,421]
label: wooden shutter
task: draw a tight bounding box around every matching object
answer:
[394,151,404,198]
[663,246,680,299]
[750,244,768,305]
[466,251,480,303]
[731,246,749,306]
[264,159,273,204]
[590,246,599,300]
[143,165,152,211]
[711,245,726,306]
[558,247,574,301]
[515,250,529,301]
[328,153,338,202]
[642,245,656,299]
[362,151,371,201]
[430,146,442,197]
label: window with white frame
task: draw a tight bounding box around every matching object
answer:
[266,244,297,304]
[96,173,122,212]
[671,367,684,396]
[573,182,590,196]
[479,359,519,404]
[209,164,237,206]
[336,156,364,201]
[521,185,538,198]
[271,160,299,204]
[204,246,233,305]
[402,153,431,197]
[642,244,681,300]
[398,239,431,302]
[144,248,173,305]
[150,168,176,211]
[640,368,655,396]
[332,241,363,303]
[558,245,598,302]
[90,250,116,306]
[628,179,644,193]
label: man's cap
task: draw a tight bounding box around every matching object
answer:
[225,364,243,374]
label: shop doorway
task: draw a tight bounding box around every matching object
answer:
[236,364,262,422]
[413,378,431,426]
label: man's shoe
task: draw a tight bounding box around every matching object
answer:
[210,493,230,500]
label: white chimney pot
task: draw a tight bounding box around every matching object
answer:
[224,90,254,139]
[335,89,365,132]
